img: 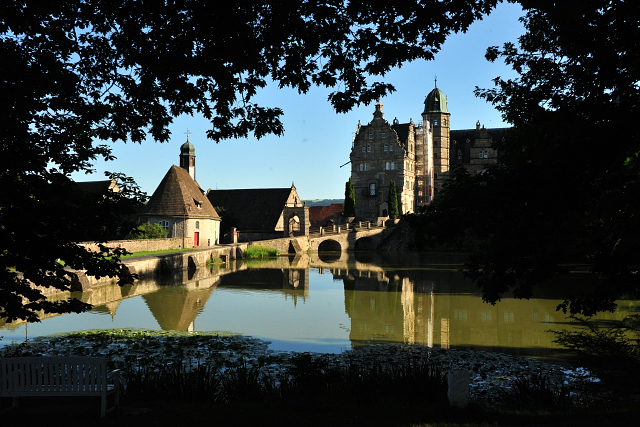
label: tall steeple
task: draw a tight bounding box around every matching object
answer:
[422,82,451,200]
[179,133,196,182]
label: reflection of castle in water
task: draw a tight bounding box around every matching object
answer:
[333,261,634,358]
[3,252,635,359]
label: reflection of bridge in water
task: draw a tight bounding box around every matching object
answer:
[3,252,637,361]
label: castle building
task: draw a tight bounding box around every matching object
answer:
[351,84,506,222]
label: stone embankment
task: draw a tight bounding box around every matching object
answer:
[66,243,250,293]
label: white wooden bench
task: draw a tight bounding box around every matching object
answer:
[0,356,120,417]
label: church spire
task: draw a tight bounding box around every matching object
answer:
[180,131,196,181]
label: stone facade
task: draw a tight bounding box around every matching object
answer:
[350,102,419,222]
[351,84,504,222]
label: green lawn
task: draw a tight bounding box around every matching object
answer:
[118,248,194,259]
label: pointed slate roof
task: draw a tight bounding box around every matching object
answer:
[141,165,220,219]
[207,187,299,232]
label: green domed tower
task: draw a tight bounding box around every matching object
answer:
[422,81,450,199]
[180,137,196,181]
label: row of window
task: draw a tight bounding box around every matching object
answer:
[368,131,387,139]
[361,143,395,153]
[360,162,397,171]
[478,150,489,159]
[158,220,201,230]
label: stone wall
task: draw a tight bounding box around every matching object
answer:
[249,237,310,255]
[79,237,193,254]
[69,244,250,291]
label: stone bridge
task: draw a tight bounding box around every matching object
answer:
[253,224,396,254]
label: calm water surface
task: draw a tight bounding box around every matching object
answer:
[2,252,637,361]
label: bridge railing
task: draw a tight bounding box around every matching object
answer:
[308,221,387,236]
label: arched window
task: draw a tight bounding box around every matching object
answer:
[369,183,376,196]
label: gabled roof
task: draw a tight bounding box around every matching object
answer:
[207,187,299,232]
[74,179,119,194]
[450,127,511,144]
[141,165,220,219]
[391,123,411,143]
[309,203,344,227]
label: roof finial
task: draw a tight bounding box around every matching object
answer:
[435,74,437,89]
[184,128,191,142]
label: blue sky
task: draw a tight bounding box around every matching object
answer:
[73,2,526,201]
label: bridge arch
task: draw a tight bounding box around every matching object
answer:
[317,239,342,252]
[353,236,377,251]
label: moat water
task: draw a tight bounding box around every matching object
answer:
[1,252,637,362]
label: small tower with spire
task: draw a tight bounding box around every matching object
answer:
[180,131,196,182]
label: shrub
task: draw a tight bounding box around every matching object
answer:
[127,222,168,239]
[550,315,640,394]
[243,245,279,258]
